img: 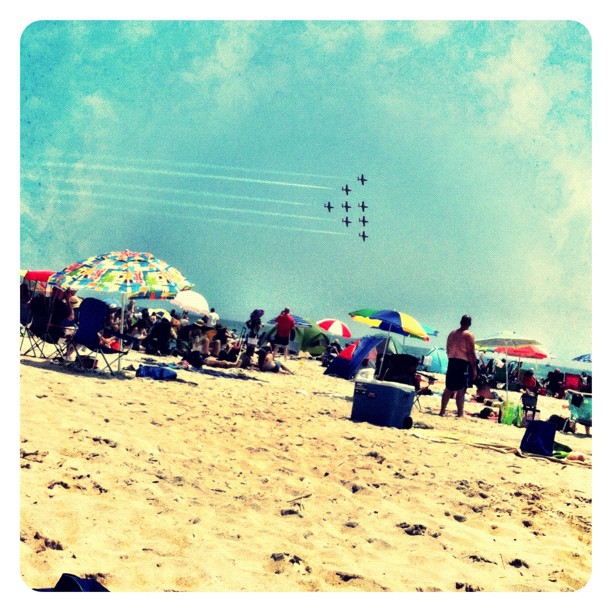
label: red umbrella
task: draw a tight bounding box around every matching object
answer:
[316,318,352,338]
[493,344,548,359]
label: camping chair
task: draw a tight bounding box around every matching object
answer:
[520,390,540,426]
[67,298,134,375]
[20,294,57,358]
[564,372,581,391]
[378,353,427,411]
[564,391,592,435]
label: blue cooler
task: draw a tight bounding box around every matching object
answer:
[352,380,416,429]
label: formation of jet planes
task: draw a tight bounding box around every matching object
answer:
[325,176,369,240]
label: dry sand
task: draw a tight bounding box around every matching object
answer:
[19,350,593,594]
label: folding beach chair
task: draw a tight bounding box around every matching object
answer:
[564,372,581,391]
[20,294,56,358]
[564,391,592,435]
[67,297,134,375]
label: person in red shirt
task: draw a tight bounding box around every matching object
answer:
[272,307,296,361]
[520,368,539,392]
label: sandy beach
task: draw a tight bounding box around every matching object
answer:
[19,350,592,593]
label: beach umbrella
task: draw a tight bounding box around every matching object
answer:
[349,308,429,376]
[170,289,210,316]
[572,353,592,363]
[316,318,352,338]
[267,314,312,327]
[476,331,543,412]
[48,250,193,368]
[21,270,56,295]
[349,308,430,341]
[493,344,548,360]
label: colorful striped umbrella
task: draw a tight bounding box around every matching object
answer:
[316,318,352,338]
[349,308,429,341]
[47,250,193,300]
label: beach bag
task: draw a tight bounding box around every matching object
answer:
[499,401,522,426]
[520,420,557,456]
[136,364,177,381]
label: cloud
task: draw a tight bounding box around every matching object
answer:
[411,21,452,44]
[119,21,155,43]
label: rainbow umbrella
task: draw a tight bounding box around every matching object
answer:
[48,250,193,300]
[349,308,429,341]
[316,318,352,338]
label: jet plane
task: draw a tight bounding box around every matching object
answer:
[324,202,334,212]
[359,216,368,226]
[342,184,351,195]
[357,174,367,185]
[342,216,352,227]
[342,201,351,212]
[359,231,368,242]
[358,201,368,212]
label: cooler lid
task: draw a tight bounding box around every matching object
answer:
[355,379,415,392]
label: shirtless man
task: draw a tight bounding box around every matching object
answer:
[440,315,478,417]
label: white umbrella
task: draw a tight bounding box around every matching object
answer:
[170,290,210,316]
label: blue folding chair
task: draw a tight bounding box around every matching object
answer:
[67,298,134,375]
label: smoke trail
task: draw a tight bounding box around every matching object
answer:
[40,161,334,190]
[26,176,312,208]
[74,154,344,181]
[49,188,326,221]
[62,201,345,236]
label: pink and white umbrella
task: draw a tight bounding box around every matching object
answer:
[316,318,352,338]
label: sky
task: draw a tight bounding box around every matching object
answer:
[18,16,593,360]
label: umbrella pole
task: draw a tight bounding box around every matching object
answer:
[118,292,126,372]
[376,331,391,379]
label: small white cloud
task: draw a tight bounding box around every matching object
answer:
[411,21,452,44]
[119,21,155,44]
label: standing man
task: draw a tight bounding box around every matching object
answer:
[272,307,296,361]
[207,308,220,327]
[440,315,478,418]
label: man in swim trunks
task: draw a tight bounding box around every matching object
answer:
[440,315,478,418]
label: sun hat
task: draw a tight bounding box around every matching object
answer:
[194,318,205,327]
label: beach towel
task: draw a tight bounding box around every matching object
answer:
[136,364,178,381]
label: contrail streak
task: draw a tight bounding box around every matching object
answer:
[50,188,326,221]
[40,161,334,190]
[29,176,311,208]
[57,201,344,236]
[74,154,344,181]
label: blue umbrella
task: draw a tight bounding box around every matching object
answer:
[572,353,592,363]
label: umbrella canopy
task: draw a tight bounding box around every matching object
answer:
[316,318,352,338]
[267,314,312,327]
[475,331,541,350]
[476,331,543,417]
[349,308,429,340]
[493,344,548,360]
[572,353,592,363]
[47,250,193,300]
[170,290,210,316]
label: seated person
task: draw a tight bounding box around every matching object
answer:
[257,344,294,374]
[545,368,564,398]
[47,287,76,342]
[142,316,172,356]
[98,324,121,351]
[218,341,240,363]
[520,368,539,393]
[320,340,341,367]
[471,382,502,407]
